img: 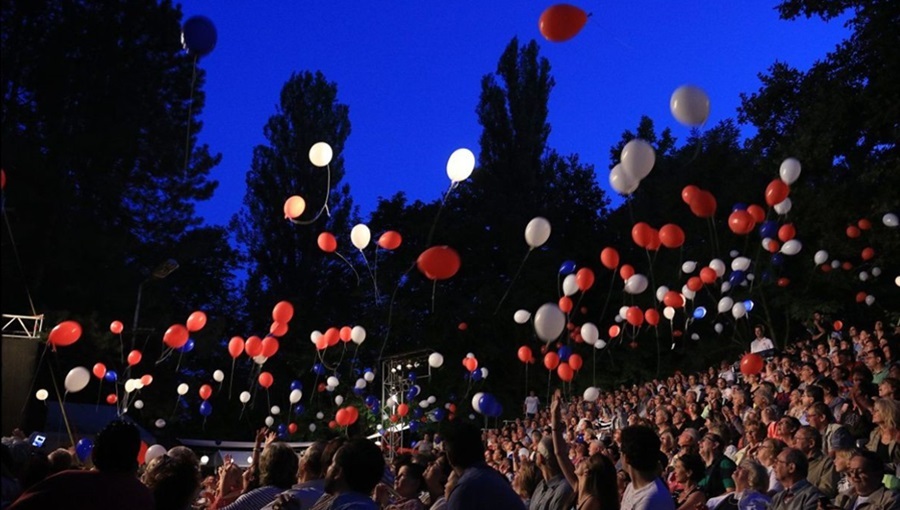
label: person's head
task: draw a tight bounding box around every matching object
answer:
[92,420,141,474]
[865,347,887,370]
[806,402,833,431]
[678,428,699,451]
[791,426,821,457]
[799,362,818,382]
[442,421,484,472]
[659,431,675,452]
[619,425,661,476]
[735,459,768,494]
[776,416,800,441]
[47,448,73,474]
[576,453,618,505]
[755,438,784,465]
[324,438,385,495]
[673,453,705,485]
[258,442,299,490]
[535,436,561,476]
[755,325,765,338]
[513,460,540,500]
[847,451,886,496]
[872,397,900,430]
[299,441,327,481]
[142,452,201,510]
[879,378,900,400]
[833,448,858,473]
[774,448,808,485]
[395,462,426,499]
[699,433,724,459]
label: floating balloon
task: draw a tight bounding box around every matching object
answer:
[538,4,588,42]
[693,307,707,319]
[517,346,533,363]
[110,320,124,334]
[624,274,648,295]
[513,310,531,324]
[163,324,189,349]
[428,352,444,368]
[814,250,829,265]
[317,232,337,253]
[49,320,82,347]
[92,363,107,380]
[417,246,461,280]
[581,323,599,345]
[258,372,274,389]
[575,268,595,291]
[645,308,660,326]
[64,367,90,393]
[351,325,366,345]
[239,391,251,404]
[378,231,402,250]
[534,303,566,342]
[658,224,686,248]
[778,224,796,242]
[728,210,755,235]
[213,370,224,383]
[186,311,207,332]
[543,352,560,371]
[689,190,717,218]
[127,350,142,366]
[284,196,306,219]
[781,239,803,256]
[609,164,639,195]
[740,353,764,376]
[717,297,734,314]
[75,438,94,462]
[562,274,579,296]
[779,158,802,185]
[732,302,747,319]
[682,261,697,273]
[557,363,574,382]
[181,15,217,56]
[446,148,475,182]
[35,389,49,401]
[709,259,727,277]
[525,217,552,248]
[670,85,710,127]
[774,198,792,215]
[309,142,333,167]
[883,213,899,227]
[621,139,656,181]
[350,224,371,250]
[199,401,212,417]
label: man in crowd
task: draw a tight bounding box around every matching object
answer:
[791,426,838,499]
[834,451,900,509]
[620,425,674,510]
[264,441,326,510]
[524,390,540,419]
[529,436,572,510]
[443,421,524,510]
[311,438,384,510]
[752,325,776,358]
[770,448,824,510]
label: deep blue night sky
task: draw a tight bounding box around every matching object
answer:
[178,1,849,225]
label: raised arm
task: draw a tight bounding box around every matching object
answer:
[550,390,578,489]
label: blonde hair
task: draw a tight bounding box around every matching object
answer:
[875,398,900,430]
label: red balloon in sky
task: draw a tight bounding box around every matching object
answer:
[538,4,588,43]
[416,246,461,280]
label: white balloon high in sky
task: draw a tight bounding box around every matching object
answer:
[670,85,710,127]
[308,142,333,167]
[446,148,475,182]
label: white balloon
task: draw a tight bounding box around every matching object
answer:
[681,261,697,274]
[681,286,696,301]
[595,340,607,350]
[859,271,869,282]
[419,400,430,408]
[480,368,489,379]
[618,306,630,319]
[471,392,485,413]
[621,139,656,180]
[774,198,792,215]
[623,274,648,295]
[35,389,49,401]
[663,307,676,320]
[709,259,726,277]
[253,355,268,365]
[327,376,339,387]
[581,323,599,346]
[446,148,475,182]
[872,267,882,277]
[350,224,371,250]
[720,281,732,293]
[714,323,724,334]
[124,379,137,394]
[308,142,333,167]
[729,250,740,259]
[290,389,303,403]
[265,416,275,427]
[562,274,579,296]
[146,444,167,464]
[655,286,670,302]
[334,395,344,406]
[781,239,803,256]
[609,163,639,195]
[364,371,375,383]
[691,333,701,341]
[213,370,225,383]
[316,412,325,419]
[831,260,841,269]
[134,380,144,390]
[896,276,900,287]
[155,419,166,428]
[533,303,566,343]
[717,297,734,314]
[524,217,552,249]
[814,250,829,265]
[427,396,436,404]
[177,383,189,396]
[731,257,751,272]
[583,387,600,402]
[64,367,90,393]
[309,424,317,432]
[670,85,710,127]
[200,455,210,465]
[732,302,747,319]
[614,314,623,323]
[134,400,144,409]
[428,352,444,368]
[779,157,802,185]
[310,330,323,344]
[240,391,251,404]
[350,326,366,345]
[883,213,899,227]
[513,310,531,324]
[355,378,366,390]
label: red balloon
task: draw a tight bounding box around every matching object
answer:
[543,352,560,371]
[558,296,573,314]
[764,179,790,206]
[389,415,399,424]
[258,372,274,389]
[317,232,337,253]
[378,231,402,250]
[663,291,685,308]
[645,229,661,251]
[245,336,263,357]
[330,420,339,429]
[288,423,298,434]
[644,308,660,326]
[846,225,861,239]
[339,326,352,342]
[0,169,5,190]
[140,374,153,386]
[777,277,790,287]
[625,306,644,327]
[764,239,781,253]
[272,301,294,323]
[538,4,588,42]
[458,322,468,331]
[575,268,595,291]
[699,267,717,284]
[199,384,212,400]
[841,262,853,271]
[261,337,279,358]
[269,321,288,337]
[228,336,244,358]
[317,382,327,392]
[747,204,766,224]
[138,441,148,465]
[858,218,872,231]
[106,394,118,405]
[416,246,461,280]
[324,327,340,347]
[557,362,574,382]
[658,224,685,249]
[777,224,796,242]
[631,222,654,248]
[186,311,207,332]
[163,324,189,349]
[689,190,717,218]
[619,264,635,281]
[861,247,875,261]
[49,320,82,347]
[127,350,142,366]
[110,320,124,334]
[397,403,410,417]
[608,325,621,338]
[728,210,755,235]
[681,185,700,205]
[833,320,844,331]
[462,357,478,372]
[600,247,619,270]
[821,264,832,273]
[739,353,764,376]
[93,363,107,379]
[517,346,533,363]
[686,276,703,292]
[568,354,583,371]
[315,336,328,350]
[336,408,351,426]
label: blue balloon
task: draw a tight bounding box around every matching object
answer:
[479,394,503,417]
[693,306,707,319]
[181,16,218,57]
[558,345,571,362]
[199,401,212,417]
[178,338,195,353]
[728,270,746,286]
[353,387,366,395]
[433,409,446,421]
[743,300,755,312]
[759,221,779,239]
[312,364,325,376]
[732,202,748,212]
[75,438,93,462]
[290,380,303,391]
[470,370,482,382]
[104,370,118,382]
[365,395,378,407]
[413,408,423,419]
[559,260,577,275]
[770,253,784,266]
[293,404,305,415]
[407,372,417,382]
[409,420,421,432]
[276,423,287,437]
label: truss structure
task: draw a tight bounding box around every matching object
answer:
[379,349,433,460]
[1,314,44,340]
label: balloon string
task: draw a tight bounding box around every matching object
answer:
[360,250,380,300]
[229,358,236,399]
[333,252,361,285]
[425,182,455,247]
[493,249,532,315]
[597,271,617,325]
[378,261,417,363]
[181,54,198,177]
[288,164,332,225]
[430,280,437,314]
[47,361,75,447]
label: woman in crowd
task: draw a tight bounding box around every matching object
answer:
[706,459,770,510]
[374,462,426,510]
[753,438,785,495]
[670,453,705,510]
[512,461,540,508]
[867,398,900,471]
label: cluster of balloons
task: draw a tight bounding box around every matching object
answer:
[310,324,366,351]
[609,139,656,195]
[471,392,503,417]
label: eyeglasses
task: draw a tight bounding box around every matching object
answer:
[847,468,869,477]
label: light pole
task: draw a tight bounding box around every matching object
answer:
[130,259,179,350]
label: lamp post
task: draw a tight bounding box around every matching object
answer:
[131,259,179,349]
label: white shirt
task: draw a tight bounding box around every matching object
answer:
[750,337,774,354]
[524,396,540,414]
[620,478,675,510]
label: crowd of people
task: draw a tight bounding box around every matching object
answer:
[1,316,898,510]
